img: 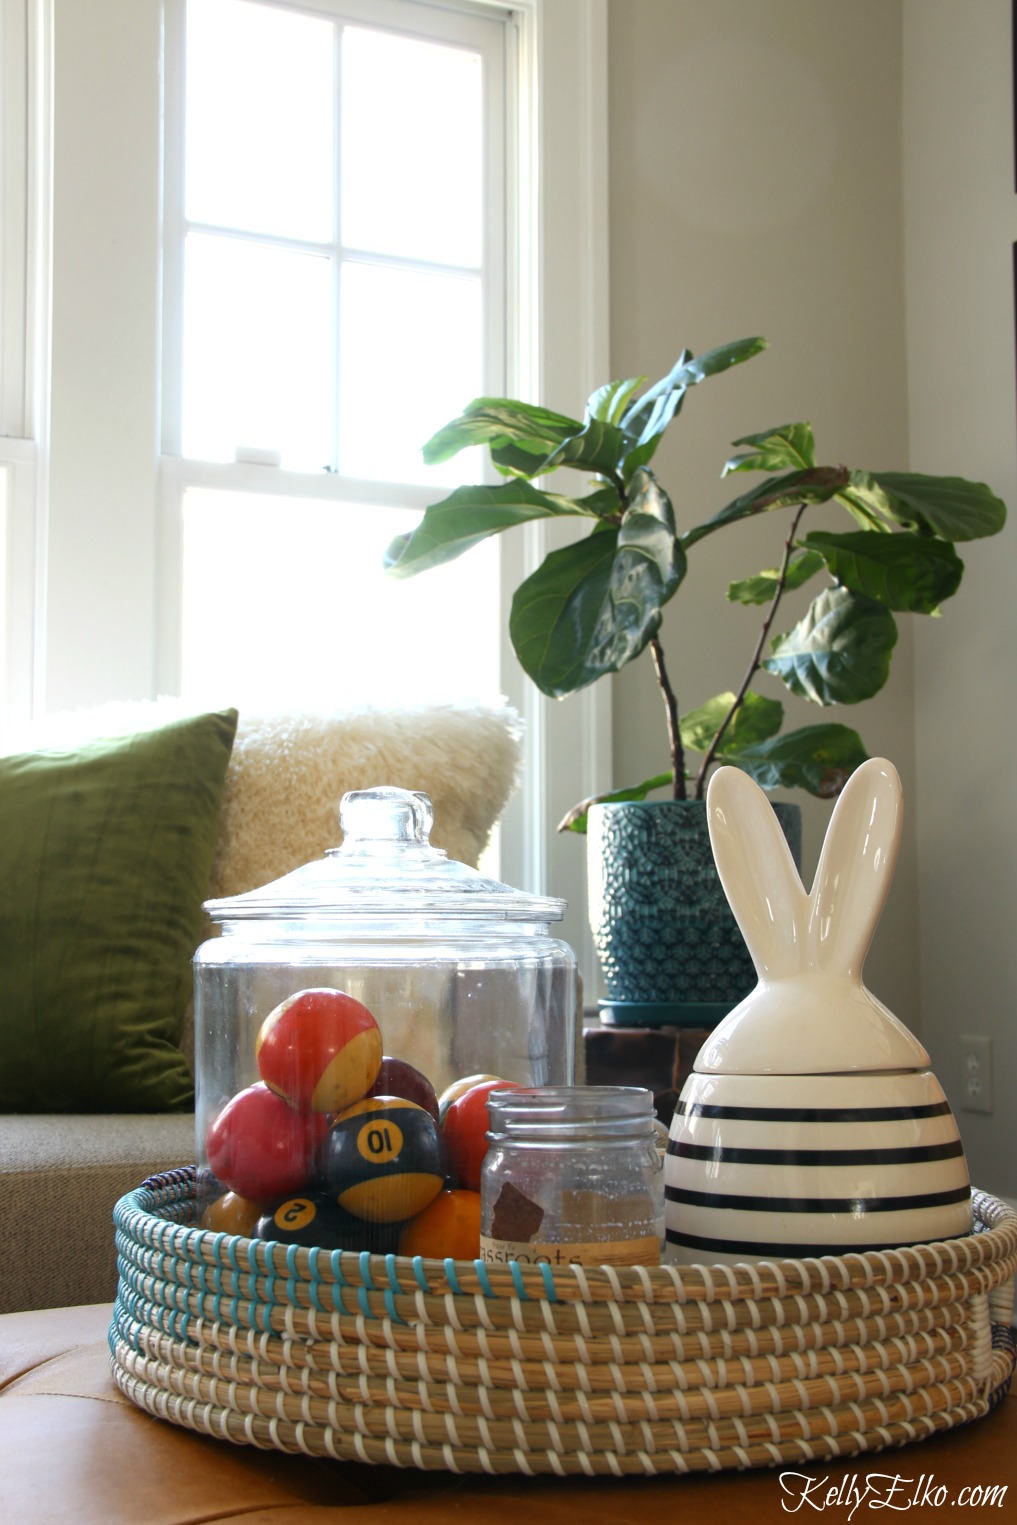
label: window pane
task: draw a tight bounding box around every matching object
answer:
[179,489,501,710]
[182,232,333,466]
[185,0,334,243]
[338,261,481,485]
[341,26,482,268]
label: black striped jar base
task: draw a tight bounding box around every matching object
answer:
[665,1069,972,1266]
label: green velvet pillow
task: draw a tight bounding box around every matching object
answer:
[0,708,238,1112]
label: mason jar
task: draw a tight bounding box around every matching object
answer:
[480,1086,665,1269]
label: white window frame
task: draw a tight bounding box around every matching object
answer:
[0,0,49,737]
[29,0,609,986]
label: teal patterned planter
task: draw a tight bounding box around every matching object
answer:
[587,798,802,1028]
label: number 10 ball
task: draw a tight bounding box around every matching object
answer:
[322,1096,445,1223]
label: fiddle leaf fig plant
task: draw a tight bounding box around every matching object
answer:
[384,338,1006,829]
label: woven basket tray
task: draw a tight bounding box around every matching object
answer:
[110,1168,1017,1477]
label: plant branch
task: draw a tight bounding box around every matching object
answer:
[692,501,810,797]
[650,635,686,800]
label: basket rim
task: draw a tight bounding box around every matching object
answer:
[113,1166,1017,1308]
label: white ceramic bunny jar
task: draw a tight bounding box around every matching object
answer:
[665,758,972,1265]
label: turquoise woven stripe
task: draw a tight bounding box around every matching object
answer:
[383,1288,405,1323]
[508,1261,529,1299]
[474,1260,494,1299]
[410,1256,431,1293]
[285,1242,300,1308]
[383,1253,401,1291]
[307,1248,326,1311]
[538,1262,558,1300]
[444,1258,463,1295]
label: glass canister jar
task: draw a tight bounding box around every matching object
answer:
[193,786,578,1216]
[480,1086,665,1269]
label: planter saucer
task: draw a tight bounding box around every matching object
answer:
[597,997,736,1029]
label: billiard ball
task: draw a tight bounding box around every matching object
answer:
[321,1096,445,1223]
[368,1056,440,1120]
[200,1190,267,1238]
[256,987,383,1113]
[254,1192,399,1252]
[205,1082,329,1201]
[442,1079,521,1191]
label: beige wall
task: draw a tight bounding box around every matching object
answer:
[604,0,1017,1197]
[605,0,921,1028]
[903,0,1017,1196]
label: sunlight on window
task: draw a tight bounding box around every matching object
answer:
[182,234,333,466]
[341,27,482,268]
[185,0,334,242]
[339,262,482,485]
[179,489,502,711]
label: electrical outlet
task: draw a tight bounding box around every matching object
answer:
[958,1035,993,1114]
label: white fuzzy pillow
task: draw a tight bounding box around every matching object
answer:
[209,702,523,897]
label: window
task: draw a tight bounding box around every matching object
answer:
[161,0,505,712]
[16,0,609,984]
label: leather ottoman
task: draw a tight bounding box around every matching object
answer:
[2,1303,1015,1523]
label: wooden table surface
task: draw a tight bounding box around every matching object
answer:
[2,1302,1015,1524]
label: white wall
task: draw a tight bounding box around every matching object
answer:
[46,0,162,709]
[605,0,921,1026]
[903,0,1017,1196]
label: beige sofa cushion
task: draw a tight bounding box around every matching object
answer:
[0,1115,194,1313]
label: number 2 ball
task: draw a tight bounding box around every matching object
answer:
[256,987,382,1113]
[322,1096,445,1223]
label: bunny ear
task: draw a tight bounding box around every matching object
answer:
[807,757,903,977]
[707,766,808,980]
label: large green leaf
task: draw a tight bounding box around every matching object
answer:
[871,472,1007,542]
[680,691,784,753]
[544,418,629,476]
[764,586,898,705]
[802,529,964,613]
[834,472,902,531]
[619,337,768,476]
[725,724,869,797]
[614,471,684,600]
[586,376,646,425]
[728,549,825,606]
[683,466,850,548]
[384,481,594,578]
[557,771,674,833]
[723,422,817,476]
[509,510,682,696]
[422,399,581,468]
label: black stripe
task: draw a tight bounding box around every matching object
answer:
[675,1100,952,1123]
[665,1225,970,1257]
[665,1183,972,1215]
[667,1138,965,1167]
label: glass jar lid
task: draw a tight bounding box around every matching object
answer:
[203,784,566,924]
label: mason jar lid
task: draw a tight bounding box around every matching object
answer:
[203,784,566,924]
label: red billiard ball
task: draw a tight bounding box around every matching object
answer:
[367,1056,440,1120]
[256,987,383,1113]
[442,1079,522,1191]
[205,1082,329,1201]
[321,1096,445,1223]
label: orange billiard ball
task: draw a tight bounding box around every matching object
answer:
[256,987,382,1113]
